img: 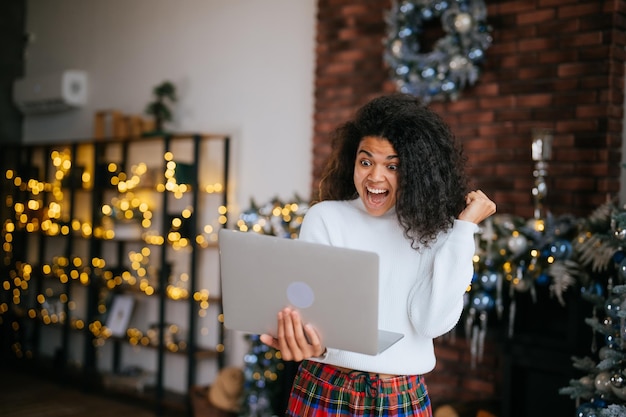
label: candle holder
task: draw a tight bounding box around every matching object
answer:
[531,128,553,220]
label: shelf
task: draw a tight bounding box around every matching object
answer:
[1,132,230,414]
[106,335,219,356]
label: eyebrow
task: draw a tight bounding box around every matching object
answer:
[357,149,399,160]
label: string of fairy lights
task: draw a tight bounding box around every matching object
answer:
[1,146,227,359]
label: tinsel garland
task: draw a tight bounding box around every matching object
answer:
[384,0,493,102]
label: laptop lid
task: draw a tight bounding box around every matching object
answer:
[218,229,403,356]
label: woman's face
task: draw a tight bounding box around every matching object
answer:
[353,136,399,216]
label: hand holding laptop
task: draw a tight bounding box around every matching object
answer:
[218,229,403,356]
[259,307,325,362]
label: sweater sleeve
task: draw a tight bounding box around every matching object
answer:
[407,219,478,338]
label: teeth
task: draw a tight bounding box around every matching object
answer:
[367,187,386,194]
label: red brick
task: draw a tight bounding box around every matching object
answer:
[518,66,558,79]
[536,16,580,35]
[531,108,577,121]
[458,111,495,124]
[579,163,619,177]
[479,96,516,109]
[538,49,578,64]
[488,40,519,56]
[559,31,605,48]
[495,163,533,177]
[558,148,603,162]
[446,99,481,112]
[579,45,612,60]
[576,105,610,118]
[477,124,517,136]
[558,3,605,19]
[340,4,371,16]
[558,62,608,77]
[608,28,626,46]
[495,0,537,15]
[554,88,599,107]
[517,94,554,107]
[320,61,356,75]
[539,0,578,7]
[556,119,599,132]
[494,109,533,122]
[519,9,558,26]
[518,37,560,52]
[471,82,499,96]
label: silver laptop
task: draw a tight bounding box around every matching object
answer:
[218,229,404,356]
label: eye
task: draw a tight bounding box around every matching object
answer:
[359,159,372,167]
[388,163,398,171]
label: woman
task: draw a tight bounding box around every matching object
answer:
[260,93,496,416]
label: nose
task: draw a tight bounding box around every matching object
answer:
[369,165,385,181]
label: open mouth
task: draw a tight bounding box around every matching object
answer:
[366,186,389,205]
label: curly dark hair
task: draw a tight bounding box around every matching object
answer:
[318,93,469,249]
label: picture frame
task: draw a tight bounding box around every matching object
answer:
[106,294,135,338]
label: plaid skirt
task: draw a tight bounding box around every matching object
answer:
[286,360,432,417]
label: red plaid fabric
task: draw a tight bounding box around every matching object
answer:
[286,361,432,416]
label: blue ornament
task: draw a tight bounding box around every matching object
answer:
[400,2,415,14]
[433,1,449,12]
[605,333,621,349]
[441,80,456,92]
[576,402,598,417]
[420,67,436,79]
[398,26,413,38]
[467,47,484,62]
[244,353,258,364]
[614,250,626,263]
[605,295,623,319]
[478,271,498,291]
[471,290,494,311]
[535,273,550,286]
[427,82,441,95]
[549,239,572,260]
[420,8,434,19]
[618,258,626,281]
[590,396,607,408]
[240,210,260,226]
[396,65,410,76]
[581,281,604,298]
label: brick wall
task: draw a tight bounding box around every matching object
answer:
[312,0,626,409]
[313,0,626,218]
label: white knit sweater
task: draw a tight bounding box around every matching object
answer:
[299,198,478,375]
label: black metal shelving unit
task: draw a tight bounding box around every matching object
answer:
[0,133,230,415]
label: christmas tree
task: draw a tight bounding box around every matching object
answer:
[238,334,284,417]
[559,199,626,416]
[236,197,309,417]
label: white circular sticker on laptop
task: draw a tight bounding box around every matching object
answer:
[286,281,315,309]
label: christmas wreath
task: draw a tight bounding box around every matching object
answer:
[384,0,493,103]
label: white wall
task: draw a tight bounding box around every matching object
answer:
[22,0,316,383]
[23,0,316,212]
